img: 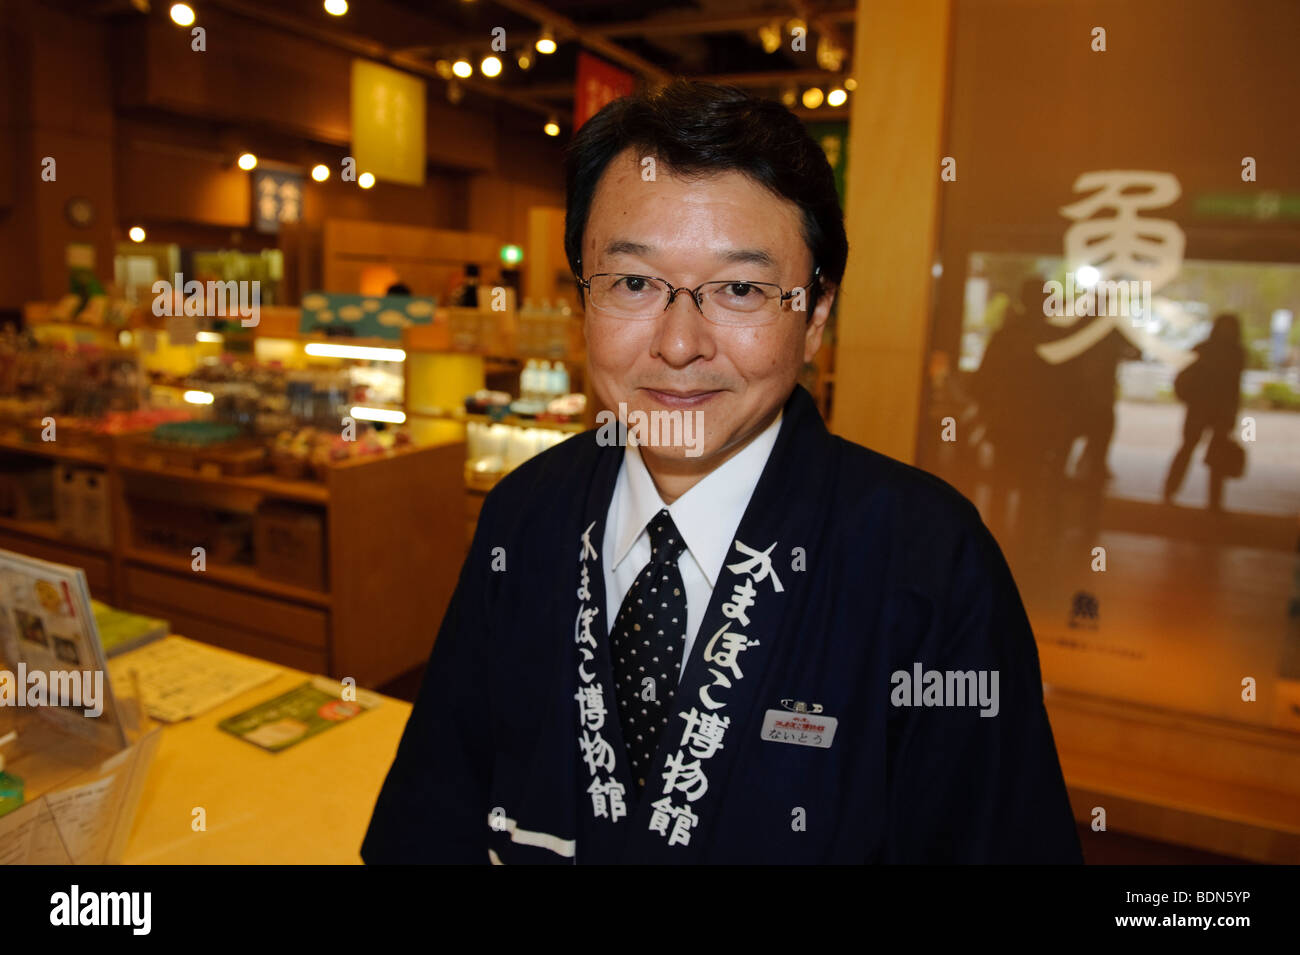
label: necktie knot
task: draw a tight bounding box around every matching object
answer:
[646,509,686,565]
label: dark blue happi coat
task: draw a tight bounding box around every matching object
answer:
[362,385,1083,864]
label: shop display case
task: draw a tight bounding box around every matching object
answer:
[0,312,465,688]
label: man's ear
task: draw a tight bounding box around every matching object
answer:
[803,283,836,364]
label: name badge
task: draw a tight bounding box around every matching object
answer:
[760,709,837,749]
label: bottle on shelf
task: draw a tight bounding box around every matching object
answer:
[520,359,539,402]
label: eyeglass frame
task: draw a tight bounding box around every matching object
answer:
[573,263,822,325]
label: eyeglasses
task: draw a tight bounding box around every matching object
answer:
[575,266,821,327]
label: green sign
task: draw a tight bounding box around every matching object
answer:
[351,60,426,187]
[1193,192,1300,221]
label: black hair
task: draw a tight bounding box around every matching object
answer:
[564,79,847,312]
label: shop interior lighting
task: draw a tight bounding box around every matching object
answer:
[311,164,329,182]
[758,21,781,54]
[358,172,375,188]
[480,55,502,78]
[535,27,557,55]
[305,343,406,362]
[517,51,532,70]
[801,87,824,109]
[827,87,847,107]
[543,116,560,137]
[196,332,224,343]
[452,58,473,78]
[844,77,858,91]
[183,390,215,405]
[237,152,258,171]
[323,0,348,15]
[169,3,195,27]
[350,406,407,424]
[128,226,146,242]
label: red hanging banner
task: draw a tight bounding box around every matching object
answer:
[573,51,636,130]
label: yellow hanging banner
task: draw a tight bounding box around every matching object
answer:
[351,60,426,187]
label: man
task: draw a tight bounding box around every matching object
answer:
[362,80,1082,864]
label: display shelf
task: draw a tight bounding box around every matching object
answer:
[116,461,329,504]
[0,514,108,552]
[0,434,110,467]
[1,429,466,686]
[407,407,587,435]
[122,547,332,608]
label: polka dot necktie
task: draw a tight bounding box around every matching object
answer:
[611,508,688,793]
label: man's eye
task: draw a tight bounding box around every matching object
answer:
[618,276,649,293]
[725,283,756,297]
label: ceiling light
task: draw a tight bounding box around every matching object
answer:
[169,3,195,27]
[801,87,824,109]
[844,77,858,91]
[517,51,532,70]
[237,152,258,171]
[306,343,406,361]
[311,164,329,182]
[323,0,348,15]
[817,37,844,72]
[434,59,453,79]
[128,226,146,243]
[543,116,560,137]
[358,172,375,189]
[758,21,781,54]
[480,55,502,77]
[452,58,472,78]
[827,87,847,107]
[535,26,556,55]
[780,86,797,108]
[351,406,406,423]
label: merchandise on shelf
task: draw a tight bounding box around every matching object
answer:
[270,425,411,481]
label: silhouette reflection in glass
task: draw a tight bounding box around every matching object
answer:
[1163,312,1246,512]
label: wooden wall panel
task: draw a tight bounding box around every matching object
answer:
[830,0,952,462]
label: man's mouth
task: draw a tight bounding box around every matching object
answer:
[641,387,722,408]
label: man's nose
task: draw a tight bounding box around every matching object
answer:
[651,289,714,365]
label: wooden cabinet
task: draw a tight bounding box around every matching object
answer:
[0,435,465,688]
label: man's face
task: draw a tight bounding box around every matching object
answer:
[581,148,835,473]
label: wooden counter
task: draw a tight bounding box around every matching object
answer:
[121,650,412,865]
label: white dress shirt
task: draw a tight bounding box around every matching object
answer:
[602,411,784,683]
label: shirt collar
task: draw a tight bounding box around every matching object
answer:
[610,410,784,588]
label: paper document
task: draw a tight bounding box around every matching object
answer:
[109,636,279,723]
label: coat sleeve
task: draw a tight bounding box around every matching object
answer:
[361,508,495,864]
[882,501,1083,863]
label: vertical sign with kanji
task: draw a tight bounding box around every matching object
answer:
[351,60,427,187]
[253,170,304,234]
[573,52,635,131]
